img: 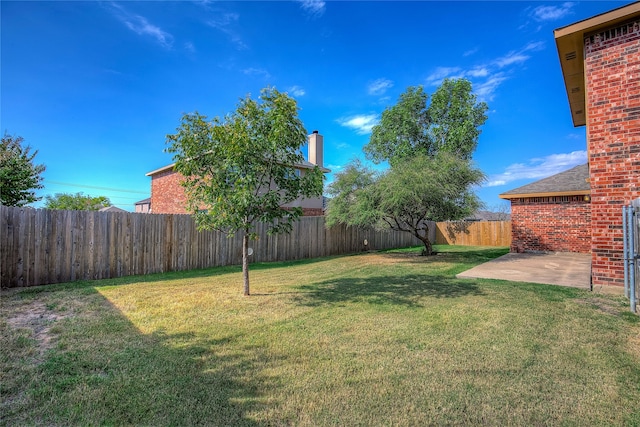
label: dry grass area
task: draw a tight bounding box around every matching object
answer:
[2,245,640,426]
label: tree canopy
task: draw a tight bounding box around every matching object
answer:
[327,154,485,255]
[328,79,488,255]
[0,132,46,207]
[364,79,488,165]
[44,193,111,210]
[166,87,324,296]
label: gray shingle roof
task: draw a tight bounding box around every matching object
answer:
[499,164,590,199]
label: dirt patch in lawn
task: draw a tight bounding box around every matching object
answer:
[574,297,624,316]
[3,299,71,361]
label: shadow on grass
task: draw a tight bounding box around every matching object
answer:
[2,288,284,426]
[293,274,484,307]
[378,246,510,265]
[8,255,345,294]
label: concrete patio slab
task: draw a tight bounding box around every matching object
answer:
[456,252,592,289]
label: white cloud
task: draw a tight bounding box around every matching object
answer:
[485,150,587,187]
[463,48,479,57]
[474,74,507,102]
[494,52,530,68]
[298,0,326,17]
[207,12,247,50]
[337,114,379,135]
[426,41,545,102]
[466,67,489,78]
[368,78,393,96]
[426,66,463,85]
[523,41,545,52]
[242,67,271,79]
[108,3,173,48]
[326,164,343,171]
[184,42,196,53]
[494,42,544,68]
[288,85,306,97]
[531,2,575,22]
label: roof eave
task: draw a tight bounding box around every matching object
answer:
[554,2,640,128]
[146,163,176,176]
[499,189,591,200]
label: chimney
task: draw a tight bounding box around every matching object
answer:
[308,130,323,168]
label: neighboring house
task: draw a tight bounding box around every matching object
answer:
[146,131,330,216]
[501,3,640,289]
[465,210,511,222]
[134,197,151,213]
[99,206,128,213]
[500,164,591,254]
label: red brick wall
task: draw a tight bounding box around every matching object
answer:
[150,169,189,214]
[510,196,591,253]
[585,20,640,287]
[151,169,325,216]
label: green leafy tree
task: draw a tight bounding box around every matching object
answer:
[0,132,46,207]
[329,79,488,255]
[364,79,488,165]
[44,193,111,210]
[327,154,485,255]
[166,87,324,296]
[324,159,378,227]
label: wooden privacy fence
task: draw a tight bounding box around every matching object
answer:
[435,221,511,247]
[0,206,425,288]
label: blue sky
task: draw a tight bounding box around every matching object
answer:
[2,1,632,211]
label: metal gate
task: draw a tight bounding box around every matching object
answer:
[623,198,640,313]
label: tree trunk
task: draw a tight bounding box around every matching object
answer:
[415,230,433,256]
[242,232,250,296]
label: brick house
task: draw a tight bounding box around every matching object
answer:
[500,164,591,254]
[501,3,640,289]
[134,197,151,213]
[146,131,330,216]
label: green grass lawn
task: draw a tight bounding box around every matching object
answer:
[2,245,640,426]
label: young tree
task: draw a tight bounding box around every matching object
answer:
[166,87,324,296]
[0,132,46,207]
[44,193,111,210]
[364,79,488,165]
[327,154,485,255]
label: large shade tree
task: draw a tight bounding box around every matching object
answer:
[364,79,488,165]
[0,133,46,207]
[44,193,111,210]
[166,87,324,296]
[328,79,488,255]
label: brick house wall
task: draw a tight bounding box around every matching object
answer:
[149,167,325,216]
[510,196,591,253]
[148,131,328,217]
[150,168,190,214]
[585,19,640,286]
